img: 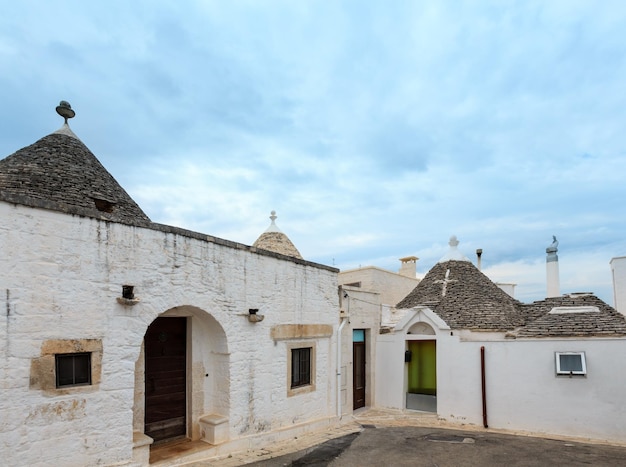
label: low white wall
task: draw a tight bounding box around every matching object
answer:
[438,337,626,443]
[374,334,407,410]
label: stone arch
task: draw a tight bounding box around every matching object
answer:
[133,305,230,445]
[407,321,436,335]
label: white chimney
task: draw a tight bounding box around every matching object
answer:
[399,256,418,278]
[546,235,560,298]
[610,256,626,315]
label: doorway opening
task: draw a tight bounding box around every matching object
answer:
[406,339,436,412]
[353,329,366,410]
[145,317,187,443]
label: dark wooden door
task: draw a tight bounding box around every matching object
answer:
[353,339,366,410]
[145,317,187,442]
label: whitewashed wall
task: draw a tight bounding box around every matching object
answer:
[375,307,626,444]
[0,202,339,466]
[438,336,626,444]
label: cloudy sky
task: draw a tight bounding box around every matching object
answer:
[1,1,625,305]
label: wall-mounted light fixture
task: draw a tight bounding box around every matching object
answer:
[122,285,134,299]
[247,308,264,323]
[117,285,140,306]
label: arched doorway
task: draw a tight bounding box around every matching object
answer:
[135,306,230,444]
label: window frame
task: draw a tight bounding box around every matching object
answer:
[56,352,92,388]
[290,347,311,388]
[555,351,587,376]
[287,341,316,397]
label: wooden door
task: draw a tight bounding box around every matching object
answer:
[353,329,366,410]
[145,317,187,442]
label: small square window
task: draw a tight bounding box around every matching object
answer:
[56,353,92,387]
[291,347,311,388]
[555,352,586,376]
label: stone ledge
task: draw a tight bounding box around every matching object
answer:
[133,431,154,448]
[116,297,141,306]
[271,324,333,341]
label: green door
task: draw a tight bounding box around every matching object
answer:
[406,340,436,412]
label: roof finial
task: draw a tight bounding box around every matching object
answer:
[449,235,459,247]
[55,101,75,124]
[438,234,470,263]
[262,210,281,234]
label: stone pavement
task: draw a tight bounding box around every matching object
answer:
[158,408,626,466]
[153,408,429,466]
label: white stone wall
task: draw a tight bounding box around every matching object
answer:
[0,202,339,466]
[375,308,626,444]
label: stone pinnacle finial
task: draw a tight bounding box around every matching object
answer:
[262,210,282,234]
[438,235,470,263]
[449,235,459,247]
[55,100,75,124]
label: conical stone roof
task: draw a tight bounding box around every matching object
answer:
[396,236,523,331]
[0,109,151,227]
[396,236,624,336]
[253,211,303,259]
[397,259,524,331]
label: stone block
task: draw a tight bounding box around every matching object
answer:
[132,431,153,465]
[199,414,229,445]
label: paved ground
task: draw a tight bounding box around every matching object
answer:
[178,409,626,467]
[245,426,626,467]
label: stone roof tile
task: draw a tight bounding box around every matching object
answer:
[396,260,524,331]
[511,294,626,338]
[0,130,151,227]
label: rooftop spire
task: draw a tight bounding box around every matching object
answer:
[264,210,281,233]
[55,101,75,124]
[438,235,470,263]
[53,101,79,140]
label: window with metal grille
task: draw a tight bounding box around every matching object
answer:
[291,347,311,388]
[56,352,92,387]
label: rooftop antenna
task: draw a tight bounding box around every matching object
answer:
[55,100,75,124]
